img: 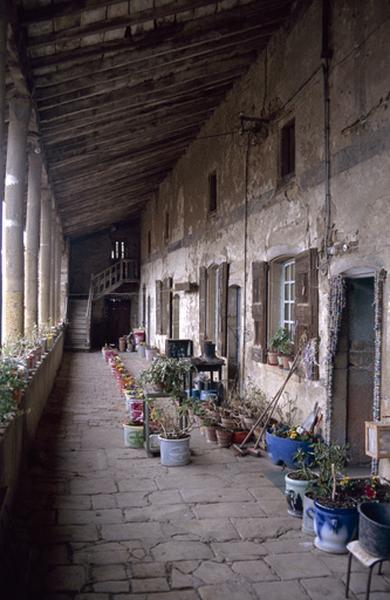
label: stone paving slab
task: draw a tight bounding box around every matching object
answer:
[8,351,386,600]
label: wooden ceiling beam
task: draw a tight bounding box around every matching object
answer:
[50,132,195,179]
[38,67,242,124]
[52,140,191,185]
[46,118,206,166]
[48,121,202,171]
[40,90,226,139]
[35,37,261,105]
[33,23,272,91]
[29,1,287,69]
[44,104,214,152]
[20,0,220,27]
[25,0,274,50]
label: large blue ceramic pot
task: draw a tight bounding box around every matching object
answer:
[265,431,313,469]
[314,499,358,554]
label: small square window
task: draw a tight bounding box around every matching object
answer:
[164,211,170,243]
[208,171,217,213]
[280,119,295,179]
[147,230,151,256]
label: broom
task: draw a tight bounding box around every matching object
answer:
[233,350,302,457]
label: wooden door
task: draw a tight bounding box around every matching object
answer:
[105,298,131,345]
[346,278,375,464]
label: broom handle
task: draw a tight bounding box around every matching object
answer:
[253,351,302,448]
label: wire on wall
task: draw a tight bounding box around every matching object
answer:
[240,135,251,393]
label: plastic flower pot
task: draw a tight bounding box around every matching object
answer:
[123,423,144,448]
[302,493,316,535]
[358,502,390,556]
[125,397,144,423]
[158,435,190,467]
[313,500,358,554]
[285,473,315,518]
[265,430,313,469]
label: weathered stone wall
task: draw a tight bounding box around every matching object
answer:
[139,0,390,476]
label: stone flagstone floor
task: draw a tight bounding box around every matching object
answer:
[4,352,390,600]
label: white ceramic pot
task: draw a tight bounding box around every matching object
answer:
[285,473,314,518]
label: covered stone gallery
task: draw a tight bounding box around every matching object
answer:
[0,0,390,598]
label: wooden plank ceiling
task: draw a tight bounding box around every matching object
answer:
[17,0,294,237]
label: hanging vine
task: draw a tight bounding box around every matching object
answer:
[325,275,346,441]
[372,268,387,474]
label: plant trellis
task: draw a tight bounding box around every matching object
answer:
[325,275,346,442]
[372,268,387,473]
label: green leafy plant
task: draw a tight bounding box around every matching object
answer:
[149,398,194,439]
[279,339,294,356]
[269,327,289,352]
[289,447,318,481]
[138,357,196,399]
[308,440,349,500]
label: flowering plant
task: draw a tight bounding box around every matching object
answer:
[270,423,318,443]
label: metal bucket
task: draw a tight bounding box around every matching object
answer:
[358,502,390,557]
[159,435,190,466]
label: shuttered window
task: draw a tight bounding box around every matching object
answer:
[294,249,319,378]
[217,262,229,357]
[155,280,163,335]
[199,266,207,346]
[199,262,229,356]
[161,277,173,337]
[252,262,268,363]
[252,250,318,378]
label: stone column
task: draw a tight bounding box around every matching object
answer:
[24,134,42,333]
[60,238,69,322]
[54,217,62,323]
[0,4,7,340]
[2,95,31,342]
[49,201,56,323]
[38,188,52,326]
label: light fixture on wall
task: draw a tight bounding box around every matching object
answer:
[239,113,269,142]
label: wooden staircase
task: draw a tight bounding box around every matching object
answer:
[65,297,90,350]
[66,260,139,350]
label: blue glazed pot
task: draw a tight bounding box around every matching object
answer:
[265,431,313,469]
[314,500,358,554]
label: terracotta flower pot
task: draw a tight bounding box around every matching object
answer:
[232,430,248,444]
[216,428,233,448]
[204,425,217,443]
[267,351,278,366]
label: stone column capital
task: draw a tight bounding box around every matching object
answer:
[28,131,42,156]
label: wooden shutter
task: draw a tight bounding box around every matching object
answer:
[155,280,163,335]
[294,248,319,379]
[217,262,229,356]
[252,261,268,363]
[199,266,207,346]
[165,277,173,337]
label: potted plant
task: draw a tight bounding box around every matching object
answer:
[306,440,357,553]
[138,357,196,397]
[310,445,390,554]
[279,339,295,370]
[123,419,144,448]
[149,398,194,466]
[285,447,318,518]
[267,327,289,366]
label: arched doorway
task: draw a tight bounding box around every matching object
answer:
[332,276,375,465]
